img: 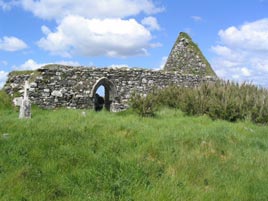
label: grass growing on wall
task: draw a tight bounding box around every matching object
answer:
[7,70,41,83]
[0,106,268,200]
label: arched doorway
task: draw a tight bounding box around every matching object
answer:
[90,77,117,111]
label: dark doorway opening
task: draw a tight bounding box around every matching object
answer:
[91,78,117,111]
[94,93,104,111]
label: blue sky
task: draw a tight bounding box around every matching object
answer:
[1,0,268,88]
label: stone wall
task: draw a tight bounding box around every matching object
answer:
[164,32,216,76]
[4,32,218,111]
[4,64,217,111]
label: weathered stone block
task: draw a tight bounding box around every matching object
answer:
[51,90,63,97]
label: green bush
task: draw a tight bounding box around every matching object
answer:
[130,91,158,117]
[130,81,268,124]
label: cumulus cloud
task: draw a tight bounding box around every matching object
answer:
[141,16,160,30]
[20,0,164,20]
[0,70,8,89]
[15,1,162,58]
[211,18,268,87]
[218,19,268,51]
[37,15,152,57]
[0,36,27,51]
[13,59,80,71]
[13,59,45,70]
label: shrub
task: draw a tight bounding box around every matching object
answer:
[129,91,158,117]
[130,81,268,124]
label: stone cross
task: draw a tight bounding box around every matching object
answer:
[19,81,31,119]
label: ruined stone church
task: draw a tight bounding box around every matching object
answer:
[4,32,217,111]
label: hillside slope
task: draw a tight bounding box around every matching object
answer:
[0,105,268,200]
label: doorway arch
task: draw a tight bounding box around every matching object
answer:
[90,77,117,111]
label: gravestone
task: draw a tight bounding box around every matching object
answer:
[19,81,31,119]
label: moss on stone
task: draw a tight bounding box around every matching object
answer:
[9,70,34,77]
[180,32,216,76]
[7,70,41,83]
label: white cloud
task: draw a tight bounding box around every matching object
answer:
[109,64,129,68]
[13,59,80,71]
[13,59,46,70]
[250,57,268,72]
[16,1,162,58]
[0,70,8,89]
[41,25,51,35]
[218,19,268,51]
[150,42,162,48]
[38,15,152,57]
[241,67,251,77]
[20,0,164,20]
[152,56,167,70]
[211,18,268,87]
[159,56,168,70]
[211,45,246,65]
[191,16,203,22]
[0,0,17,11]
[141,16,160,30]
[0,36,27,51]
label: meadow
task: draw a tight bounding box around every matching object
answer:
[0,89,268,200]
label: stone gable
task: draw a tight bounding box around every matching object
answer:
[164,32,216,76]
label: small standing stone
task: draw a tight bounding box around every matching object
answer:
[81,111,86,117]
[2,133,9,139]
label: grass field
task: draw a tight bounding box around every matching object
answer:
[0,102,268,200]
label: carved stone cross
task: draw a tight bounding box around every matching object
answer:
[19,81,31,119]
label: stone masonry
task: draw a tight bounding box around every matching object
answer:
[4,32,217,112]
[164,32,216,76]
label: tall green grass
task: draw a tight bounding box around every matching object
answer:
[131,81,268,124]
[0,90,12,111]
[1,107,268,200]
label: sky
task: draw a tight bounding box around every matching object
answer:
[1,0,268,89]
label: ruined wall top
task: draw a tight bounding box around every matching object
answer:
[164,32,216,77]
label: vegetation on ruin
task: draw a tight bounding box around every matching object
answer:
[8,70,34,77]
[7,70,41,84]
[0,89,268,200]
[177,32,216,76]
